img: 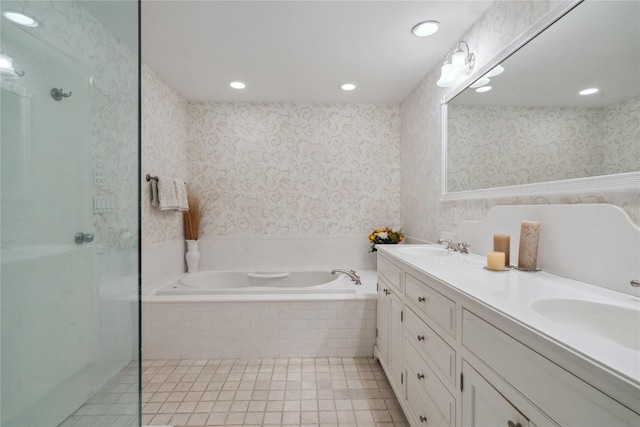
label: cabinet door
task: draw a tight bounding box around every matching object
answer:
[388,289,403,386]
[462,361,532,427]
[377,281,389,362]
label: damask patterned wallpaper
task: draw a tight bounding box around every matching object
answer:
[141,64,190,243]
[187,102,401,236]
[447,98,639,192]
[400,0,639,242]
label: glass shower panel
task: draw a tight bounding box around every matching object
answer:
[0,1,140,426]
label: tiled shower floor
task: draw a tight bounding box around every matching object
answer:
[141,357,409,427]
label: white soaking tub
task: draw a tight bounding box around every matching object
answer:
[155,270,356,295]
[142,269,377,359]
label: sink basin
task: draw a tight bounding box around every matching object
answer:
[397,245,450,257]
[531,298,640,351]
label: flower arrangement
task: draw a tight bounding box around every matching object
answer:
[369,227,404,252]
[183,192,210,240]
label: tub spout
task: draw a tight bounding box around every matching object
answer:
[331,269,361,285]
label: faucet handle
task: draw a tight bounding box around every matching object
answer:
[459,242,471,253]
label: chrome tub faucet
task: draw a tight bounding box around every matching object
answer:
[437,238,471,254]
[331,269,362,284]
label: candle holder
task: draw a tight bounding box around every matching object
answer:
[513,266,541,272]
[483,266,511,272]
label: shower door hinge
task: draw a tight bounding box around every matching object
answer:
[376,328,378,338]
[460,373,464,392]
[401,372,404,384]
[377,282,379,292]
[401,310,403,322]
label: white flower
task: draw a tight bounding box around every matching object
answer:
[377,231,389,240]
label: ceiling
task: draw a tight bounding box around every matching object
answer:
[136,1,492,104]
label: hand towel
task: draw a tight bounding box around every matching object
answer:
[174,178,189,212]
[157,177,179,211]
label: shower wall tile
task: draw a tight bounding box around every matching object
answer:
[399,0,640,243]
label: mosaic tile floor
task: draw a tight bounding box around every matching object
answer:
[141,357,409,427]
[57,363,139,427]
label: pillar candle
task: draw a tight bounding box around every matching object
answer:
[487,252,506,270]
[518,220,540,270]
[493,234,510,267]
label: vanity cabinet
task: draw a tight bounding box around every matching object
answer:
[461,361,535,427]
[377,257,404,390]
[374,251,640,427]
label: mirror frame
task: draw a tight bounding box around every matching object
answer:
[441,0,639,201]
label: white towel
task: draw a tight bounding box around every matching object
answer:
[157,177,179,211]
[174,178,189,212]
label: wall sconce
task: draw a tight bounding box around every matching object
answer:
[0,53,24,80]
[436,41,474,88]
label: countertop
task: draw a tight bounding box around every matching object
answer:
[377,244,640,411]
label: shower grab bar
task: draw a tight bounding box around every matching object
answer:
[247,272,290,279]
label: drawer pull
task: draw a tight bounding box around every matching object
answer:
[417,372,425,380]
[384,289,390,295]
[417,334,425,341]
[418,296,426,303]
[420,415,428,423]
[507,421,522,427]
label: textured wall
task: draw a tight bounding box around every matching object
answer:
[447,99,639,192]
[187,102,401,236]
[399,0,640,242]
[141,64,190,243]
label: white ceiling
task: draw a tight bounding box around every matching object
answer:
[139,1,493,103]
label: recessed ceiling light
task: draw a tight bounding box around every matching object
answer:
[341,83,356,91]
[230,81,245,89]
[579,88,598,96]
[476,86,492,93]
[2,11,38,27]
[411,21,440,37]
[485,65,504,78]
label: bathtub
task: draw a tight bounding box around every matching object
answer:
[142,269,377,359]
[155,270,356,295]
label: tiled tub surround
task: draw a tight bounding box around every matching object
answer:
[142,271,377,359]
[141,357,409,427]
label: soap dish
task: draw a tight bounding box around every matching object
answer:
[483,266,510,272]
[513,266,541,272]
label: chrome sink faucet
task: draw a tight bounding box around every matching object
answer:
[331,269,361,285]
[437,238,471,254]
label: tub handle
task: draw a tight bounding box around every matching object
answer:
[247,272,290,279]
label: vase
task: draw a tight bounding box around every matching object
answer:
[185,239,200,273]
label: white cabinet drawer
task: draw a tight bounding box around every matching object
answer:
[406,372,436,426]
[405,273,456,338]
[463,310,639,427]
[405,339,456,427]
[378,255,402,293]
[405,307,456,387]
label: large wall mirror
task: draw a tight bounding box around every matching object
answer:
[442,0,639,200]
